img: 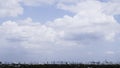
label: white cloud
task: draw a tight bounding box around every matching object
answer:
[0,0,23,17]
[0,19,64,50]
[102,1,120,15]
[57,0,120,15]
[0,18,63,43]
[48,9,120,43]
[46,0,120,62]
[57,0,102,14]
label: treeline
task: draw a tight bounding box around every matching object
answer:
[0,61,120,68]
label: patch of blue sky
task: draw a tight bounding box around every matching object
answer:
[21,5,74,23]
[114,15,120,23]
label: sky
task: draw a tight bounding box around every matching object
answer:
[0,0,120,63]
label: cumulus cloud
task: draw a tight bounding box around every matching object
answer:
[48,7,120,43]
[0,18,63,46]
[46,0,120,61]
[0,0,23,17]
[57,0,120,15]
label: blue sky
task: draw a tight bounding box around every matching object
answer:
[0,0,120,63]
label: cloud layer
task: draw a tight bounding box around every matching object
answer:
[0,0,120,63]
